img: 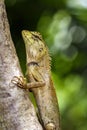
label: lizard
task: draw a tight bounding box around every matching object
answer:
[12,30,60,130]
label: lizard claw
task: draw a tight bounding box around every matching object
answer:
[11,76,27,89]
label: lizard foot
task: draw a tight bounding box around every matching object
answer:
[11,76,27,89]
[45,122,56,130]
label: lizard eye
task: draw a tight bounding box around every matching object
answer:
[39,48,43,52]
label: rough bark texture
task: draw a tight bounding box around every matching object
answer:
[0,0,43,130]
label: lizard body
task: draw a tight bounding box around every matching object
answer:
[14,30,60,130]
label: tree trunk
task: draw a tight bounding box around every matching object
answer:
[0,0,43,129]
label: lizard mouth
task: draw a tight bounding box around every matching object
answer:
[27,61,39,66]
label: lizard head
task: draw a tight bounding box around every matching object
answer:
[22,30,47,64]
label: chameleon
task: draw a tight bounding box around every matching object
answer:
[12,30,60,130]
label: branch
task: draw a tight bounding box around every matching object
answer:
[0,0,43,129]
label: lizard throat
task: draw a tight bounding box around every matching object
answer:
[27,61,39,66]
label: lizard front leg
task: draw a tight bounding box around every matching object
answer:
[11,76,45,90]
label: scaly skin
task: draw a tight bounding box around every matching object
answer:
[14,30,61,130]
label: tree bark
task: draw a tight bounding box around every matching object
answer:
[0,0,43,129]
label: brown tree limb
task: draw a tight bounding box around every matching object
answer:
[0,0,43,129]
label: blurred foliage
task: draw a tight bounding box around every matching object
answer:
[5,0,87,129]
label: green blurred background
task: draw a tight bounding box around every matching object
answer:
[5,0,87,129]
